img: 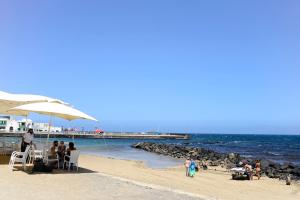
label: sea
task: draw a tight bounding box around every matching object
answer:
[2,134,300,168]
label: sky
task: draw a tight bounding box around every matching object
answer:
[0,0,300,134]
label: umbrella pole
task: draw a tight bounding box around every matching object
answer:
[25,115,28,132]
[47,115,53,144]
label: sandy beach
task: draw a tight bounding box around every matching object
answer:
[1,154,299,200]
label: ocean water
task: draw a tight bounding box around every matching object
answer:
[2,134,300,167]
[184,134,300,165]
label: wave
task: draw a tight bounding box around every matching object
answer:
[266,151,281,156]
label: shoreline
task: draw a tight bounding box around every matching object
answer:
[132,142,300,180]
[78,154,300,200]
[1,153,300,200]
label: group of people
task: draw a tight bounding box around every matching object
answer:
[49,140,77,168]
[243,160,261,180]
[21,128,77,169]
[184,156,262,181]
[184,158,198,177]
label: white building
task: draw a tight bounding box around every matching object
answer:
[33,122,62,133]
[18,118,33,132]
[0,116,62,133]
[0,116,19,132]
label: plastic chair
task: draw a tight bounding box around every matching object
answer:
[9,145,31,171]
[63,150,80,171]
[28,146,43,164]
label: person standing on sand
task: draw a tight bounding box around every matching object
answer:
[255,160,261,180]
[21,128,34,152]
[189,159,196,177]
[245,163,253,180]
[184,158,191,177]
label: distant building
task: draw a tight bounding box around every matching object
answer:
[18,118,33,132]
[0,116,62,133]
[0,116,19,132]
[33,122,62,133]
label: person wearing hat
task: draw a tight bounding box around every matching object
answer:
[21,128,34,152]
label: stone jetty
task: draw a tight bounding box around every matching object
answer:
[132,142,300,180]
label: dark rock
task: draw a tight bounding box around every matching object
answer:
[292,167,300,176]
[260,160,271,170]
[131,142,300,180]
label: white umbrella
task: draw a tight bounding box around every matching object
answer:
[7,102,97,121]
[0,91,65,115]
[7,102,97,141]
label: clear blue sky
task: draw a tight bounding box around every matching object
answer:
[1,0,300,134]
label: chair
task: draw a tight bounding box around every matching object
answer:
[44,150,59,168]
[28,146,43,164]
[63,150,80,171]
[9,145,31,171]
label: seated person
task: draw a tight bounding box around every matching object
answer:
[57,141,66,160]
[46,141,59,168]
[65,142,76,161]
[202,161,208,170]
[57,141,66,168]
[49,141,59,159]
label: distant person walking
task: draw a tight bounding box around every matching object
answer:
[21,128,34,152]
[184,158,191,177]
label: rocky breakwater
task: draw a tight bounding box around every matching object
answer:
[132,142,300,180]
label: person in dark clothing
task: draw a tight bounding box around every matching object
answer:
[21,128,34,152]
[65,142,76,161]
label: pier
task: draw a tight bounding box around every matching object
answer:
[0,131,190,140]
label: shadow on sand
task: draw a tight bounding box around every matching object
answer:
[1,155,97,174]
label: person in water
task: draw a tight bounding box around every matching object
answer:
[255,160,261,180]
[184,158,191,177]
[189,159,197,177]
